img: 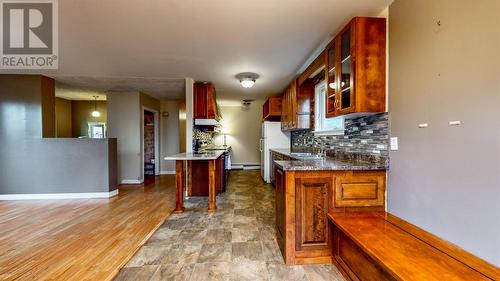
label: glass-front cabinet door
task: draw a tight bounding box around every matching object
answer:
[326,41,338,117]
[339,25,353,113]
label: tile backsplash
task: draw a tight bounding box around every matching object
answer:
[193,127,214,149]
[291,113,389,158]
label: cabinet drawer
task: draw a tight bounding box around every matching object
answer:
[334,171,385,207]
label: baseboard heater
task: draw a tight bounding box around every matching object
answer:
[231,164,261,170]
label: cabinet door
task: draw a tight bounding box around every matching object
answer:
[275,168,286,242]
[326,40,339,117]
[295,176,332,252]
[207,85,216,119]
[281,92,287,130]
[194,83,207,118]
[338,24,354,114]
[334,171,385,208]
[290,81,297,128]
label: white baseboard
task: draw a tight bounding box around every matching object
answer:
[231,164,261,170]
[0,189,119,200]
[243,165,261,170]
[121,179,143,184]
[160,170,176,175]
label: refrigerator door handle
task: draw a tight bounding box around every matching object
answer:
[259,138,263,152]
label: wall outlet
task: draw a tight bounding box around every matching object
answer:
[390,137,399,151]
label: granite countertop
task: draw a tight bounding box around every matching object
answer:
[270,148,388,171]
[274,158,387,171]
[164,151,224,160]
[201,145,231,152]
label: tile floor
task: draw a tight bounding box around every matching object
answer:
[114,170,345,281]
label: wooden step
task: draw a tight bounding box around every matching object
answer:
[328,212,499,281]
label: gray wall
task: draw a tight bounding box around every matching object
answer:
[388,0,500,266]
[0,75,117,194]
[107,91,162,182]
[107,91,142,183]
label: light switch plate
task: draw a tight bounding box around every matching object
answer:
[390,137,399,151]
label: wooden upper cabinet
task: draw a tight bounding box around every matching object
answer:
[325,17,386,117]
[263,96,282,121]
[194,82,220,120]
[281,79,312,131]
[326,41,338,117]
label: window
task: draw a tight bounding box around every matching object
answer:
[88,123,106,139]
[314,81,344,135]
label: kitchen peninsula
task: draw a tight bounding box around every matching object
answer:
[271,148,388,265]
[164,150,226,213]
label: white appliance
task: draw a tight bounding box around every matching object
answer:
[260,121,290,183]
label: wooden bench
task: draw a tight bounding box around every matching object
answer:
[328,212,500,281]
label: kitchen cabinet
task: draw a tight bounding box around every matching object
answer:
[263,97,282,121]
[275,168,386,265]
[275,167,285,252]
[281,79,313,131]
[325,17,386,117]
[194,82,221,120]
[270,151,292,186]
[189,154,225,196]
[294,175,333,256]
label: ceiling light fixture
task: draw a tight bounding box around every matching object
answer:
[91,96,101,117]
[236,72,259,89]
[240,78,255,88]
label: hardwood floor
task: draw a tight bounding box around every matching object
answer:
[0,176,175,281]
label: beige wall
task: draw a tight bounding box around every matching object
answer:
[55,98,72,137]
[388,0,500,265]
[160,100,180,172]
[71,101,107,137]
[215,99,265,165]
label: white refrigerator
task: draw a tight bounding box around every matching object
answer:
[260,121,290,183]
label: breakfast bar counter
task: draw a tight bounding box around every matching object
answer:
[164,151,225,213]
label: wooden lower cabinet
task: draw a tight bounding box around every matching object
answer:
[334,228,395,281]
[275,168,386,265]
[295,176,332,256]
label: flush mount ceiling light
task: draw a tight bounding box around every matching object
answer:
[240,78,255,88]
[235,72,259,89]
[91,96,101,117]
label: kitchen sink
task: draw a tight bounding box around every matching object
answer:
[290,153,325,159]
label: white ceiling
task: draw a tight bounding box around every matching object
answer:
[2,0,391,101]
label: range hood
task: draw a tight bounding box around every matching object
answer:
[194,118,219,126]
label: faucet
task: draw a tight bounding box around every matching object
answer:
[318,143,326,157]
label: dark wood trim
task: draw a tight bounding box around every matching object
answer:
[208,159,217,213]
[174,160,184,213]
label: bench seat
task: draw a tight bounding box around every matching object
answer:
[328,212,498,281]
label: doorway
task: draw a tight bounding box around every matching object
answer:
[143,109,158,185]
